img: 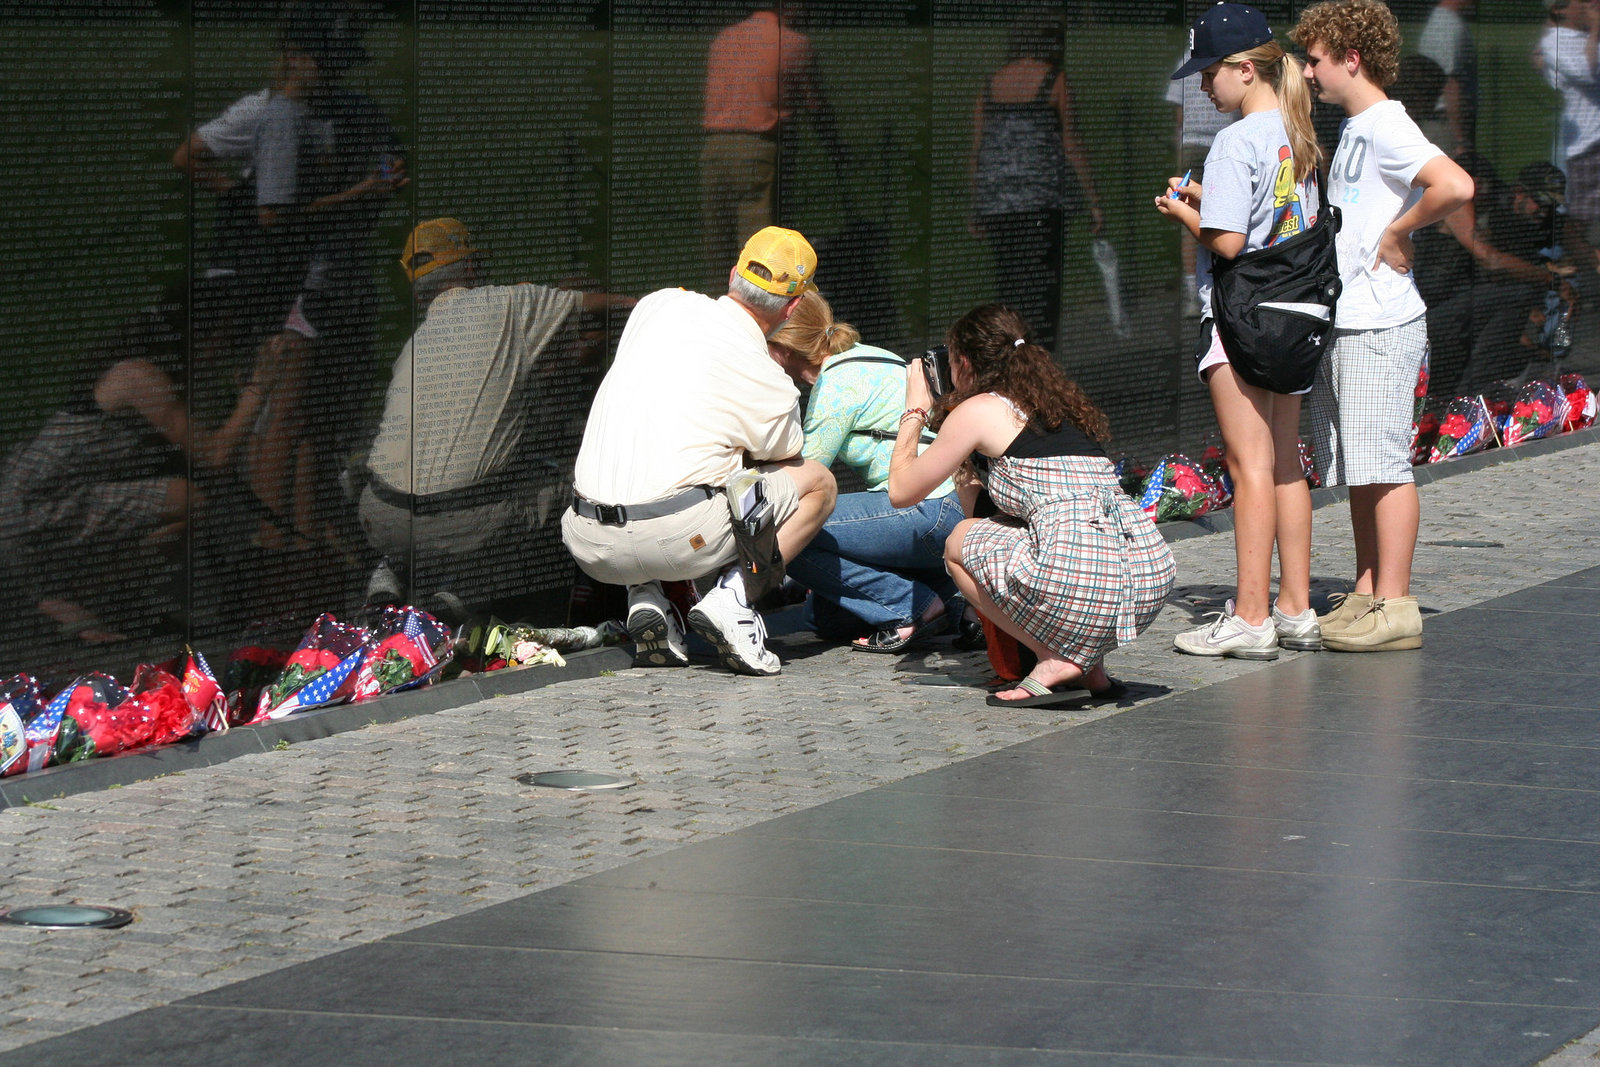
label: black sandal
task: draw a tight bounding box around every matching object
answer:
[852,614,949,653]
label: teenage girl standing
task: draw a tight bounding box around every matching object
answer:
[1155,3,1322,659]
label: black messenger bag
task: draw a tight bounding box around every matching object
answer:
[1210,201,1342,395]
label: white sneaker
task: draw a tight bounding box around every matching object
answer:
[1271,603,1322,652]
[687,585,781,676]
[627,581,688,668]
[1173,599,1279,660]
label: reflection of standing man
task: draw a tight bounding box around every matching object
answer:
[1417,0,1477,154]
[1540,0,1600,264]
[700,3,838,284]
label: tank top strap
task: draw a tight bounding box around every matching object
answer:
[986,391,1030,425]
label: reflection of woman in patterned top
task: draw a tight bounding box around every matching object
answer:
[887,305,1174,708]
[971,14,1103,352]
[768,292,970,653]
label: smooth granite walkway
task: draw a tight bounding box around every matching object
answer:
[0,437,1596,1065]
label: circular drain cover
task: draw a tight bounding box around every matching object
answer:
[0,905,133,930]
[516,771,633,791]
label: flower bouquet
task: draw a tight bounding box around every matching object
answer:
[1480,380,1518,438]
[31,673,132,766]
[1560,374,1596,431]
[223,645,288,725]
[253,613,369,723]
[0,675,41,776]
[1110,454,1150,499]
[1198,441,1233,509]
[1137,454,1222,522]
[67,663,204,758]
[1428,396,1496,462]
[1297,437,1322,488]
[1501,379,1568,447]
[1411,403,1442,467]
[352,606,453,702]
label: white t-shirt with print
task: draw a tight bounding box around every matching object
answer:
[1327,100,1443,330]
[1194,109,1320,318]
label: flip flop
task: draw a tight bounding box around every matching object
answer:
[985,676,1129,708]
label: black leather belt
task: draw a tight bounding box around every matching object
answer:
[570,485,720,527]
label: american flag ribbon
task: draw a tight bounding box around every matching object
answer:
[184,648,229,734]
[259,648,366,721]
[24,687,72,772]
[1138,458,1169,512]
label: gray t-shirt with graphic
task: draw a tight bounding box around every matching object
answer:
[1196,109,1321,317]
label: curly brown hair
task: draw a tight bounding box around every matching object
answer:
[1290,0,1402,89]
[935,304,1110,443]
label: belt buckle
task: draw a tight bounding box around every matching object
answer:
[595,502,626,526]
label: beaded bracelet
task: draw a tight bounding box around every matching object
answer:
[899,407,929,426]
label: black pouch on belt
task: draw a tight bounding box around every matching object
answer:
[727,471,786,606]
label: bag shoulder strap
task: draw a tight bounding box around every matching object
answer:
[818,354,909,374]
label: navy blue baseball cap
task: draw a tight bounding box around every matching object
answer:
[1171,3,1275,79]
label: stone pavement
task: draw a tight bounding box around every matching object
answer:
[0,437,1595,1059]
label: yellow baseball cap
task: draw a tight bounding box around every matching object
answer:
[736,226,817,297]
[400,218,479,283]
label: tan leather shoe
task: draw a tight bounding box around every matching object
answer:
[1323,596,1422,652]
[1317,591,1372,637]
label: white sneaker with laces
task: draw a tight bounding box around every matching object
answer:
[1173,599,1279,660]
[1271,603,1322,652]
[627,581,688,668]
[687,584,781,676]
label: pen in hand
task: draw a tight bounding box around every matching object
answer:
[1169,169,1192,200]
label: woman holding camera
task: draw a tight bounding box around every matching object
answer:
[769,291,975,652]
[888,304,1175,706]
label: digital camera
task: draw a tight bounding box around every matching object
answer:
[922,344,955,399]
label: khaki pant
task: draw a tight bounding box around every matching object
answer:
[562,466,799,587]
[700,133,777,280]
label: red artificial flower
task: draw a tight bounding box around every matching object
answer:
[286,648,342,672]
[1440,413,1471,437]
[231,646,288,668]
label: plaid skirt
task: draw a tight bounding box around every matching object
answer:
[961,456,1175,667]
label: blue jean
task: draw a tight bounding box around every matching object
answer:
[786,490,964,634]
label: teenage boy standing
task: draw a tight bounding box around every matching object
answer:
[1291,0,1474,651]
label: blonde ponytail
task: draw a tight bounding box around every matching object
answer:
[770,290,861,371]
[1275,52,1321,184]
[1230,42,1323,185]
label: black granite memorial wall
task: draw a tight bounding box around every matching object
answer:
[0,0,1563,682]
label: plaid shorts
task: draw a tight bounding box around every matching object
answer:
[1308,317,1427,486]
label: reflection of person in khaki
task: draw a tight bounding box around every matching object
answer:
[700,3,838,281]
[563,227,836,678]
[360,219,634,621]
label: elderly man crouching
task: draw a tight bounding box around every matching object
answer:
[562,226,836,675]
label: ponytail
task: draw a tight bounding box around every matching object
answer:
[769,290,861,371]
[1274,52,1321,184]
[1230,42,1322,185]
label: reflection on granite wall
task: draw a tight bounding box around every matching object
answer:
[0,0,1561,681]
